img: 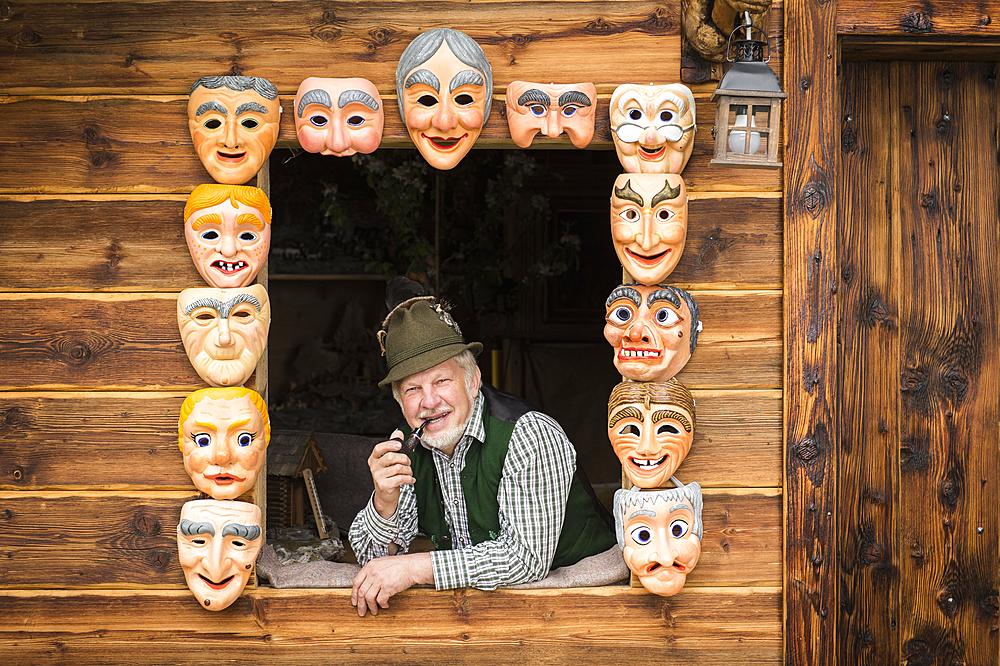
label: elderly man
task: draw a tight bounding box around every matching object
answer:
[349,296,616,616]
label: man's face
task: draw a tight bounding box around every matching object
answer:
[401,43,488,170]
[610,83,696,174]
[608,395,694,488]
[619,495,701,597]
[610,174,688,285]
[177,499,262,610]
[294,77,384,157]
[188,85,281,184]
[177,285,271,388]
[505,81,597,148]
[604,284,695,382]
[179,391,268,499]
[184,198,270,288]
[398,356,480,451]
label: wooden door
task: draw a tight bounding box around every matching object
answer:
[838,60,999,664]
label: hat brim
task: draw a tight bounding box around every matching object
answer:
[378,341,483,388]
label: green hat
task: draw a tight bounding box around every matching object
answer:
[377,297,482,387]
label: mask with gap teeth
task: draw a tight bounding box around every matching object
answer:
[184,184,271,289]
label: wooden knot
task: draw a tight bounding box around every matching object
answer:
[12,25,40,46]
[311,25,342,43]
[507,34,532,48]
[0,4,16,21]
[841,125,857,153]
[322,8,338,23]
[130,510,161,537]
[800,181,828,216]
[939,466,963,509]
[900,11,933,33]
[584,18,614,35]
[793,438,819,464]
[366,27,397,50]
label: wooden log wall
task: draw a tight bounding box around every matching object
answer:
[0,1,785,661]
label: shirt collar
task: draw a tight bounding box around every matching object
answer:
[464,391,486,445]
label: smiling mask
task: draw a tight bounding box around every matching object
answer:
[177,499,263,610]
[188,76,282,184]
[610,83,696,174]
[505,81,597,148]
[294,77,384,156]
[604,283,702,383]
[396,28,493,170]
[611,173,688,285]
[614,482,703,597]
[608,379,696,488]
[178,387,271,500]
[177,285,271,388]
[184,184,271,288]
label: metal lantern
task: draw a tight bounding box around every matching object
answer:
[711,12,786,167]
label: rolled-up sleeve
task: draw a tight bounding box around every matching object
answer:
[348,482,418,566]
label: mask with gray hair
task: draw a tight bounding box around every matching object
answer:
[191,75,279,101]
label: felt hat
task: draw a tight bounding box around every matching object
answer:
[377,297,482,387]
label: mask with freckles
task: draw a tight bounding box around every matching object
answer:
[614,482,703,597]
[177,285,271,388]
[184,184,271,288]
[611,173,688,285]
[178,387,271,500]
[177,499,263,611]
[505,81,597,148]
[604,283,702,383]
[188,76,282,185]
[396,28,493,170]
[294,77,384,157]
[610,83,696,174]
[608,379,696,488]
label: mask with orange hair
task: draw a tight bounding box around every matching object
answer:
[184,184,272,288]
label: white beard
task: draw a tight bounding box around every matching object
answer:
[420,417,470,452]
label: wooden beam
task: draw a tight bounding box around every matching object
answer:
[783,1,839,664]
[837,1,1000,37]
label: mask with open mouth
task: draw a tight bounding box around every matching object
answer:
[610,173,688,285]
[613,481,703,597]
[184,184,271,288]
[610,83,696,174]
[607,378,696,488]
[177,499,263,611]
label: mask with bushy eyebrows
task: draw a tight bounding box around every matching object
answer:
[294,77,384,157]
[611,173,688,285]
[184,184,271,289]
[177,499,262,611]
[613,482,703,597]
[610,83,695,174]
[505,81,597,148]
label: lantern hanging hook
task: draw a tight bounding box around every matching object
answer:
[725,10,772,63]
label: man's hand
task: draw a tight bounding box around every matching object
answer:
[368,430,416,519]
[351,552,433,617]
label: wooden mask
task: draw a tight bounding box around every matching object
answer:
[504,81,597,148]
[396,28,492,170]
[188,76,282,184]
[610,173,688,285]
[607,379,696,488]
[184,184,271,289]
[177,499,263,610]
[294,77,384,156]
[610,83,696,174]
[604,283,702,383]
[177,285,271,388]
[613,482,703,597]
[178,387,271,500]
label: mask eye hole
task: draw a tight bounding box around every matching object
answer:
[192,538,206,545]
[237,432,253,447]
[670,519,689,538]
[204,118,223,130]
[193,312,216,322]
[238,231,258,242]
[230,308,254,321]
[231,539,245,548]
[346,115,365,127]
[656,208,675,222]
[309,114,329,128]
[240,118,259,129]
[528,104,546,117]
[628,109,643,121]
[199,229,220,241]
[454,93,474,106]
[619,208,640,222]
[659,110,675,122]
[562,105,579,117]
[657,423,681,435]
[618,424,641,437]
[608,305,634,326]
[417,94,437,107]
[630,526,653,546]
[194,433,211,448]
[655,308,680,327]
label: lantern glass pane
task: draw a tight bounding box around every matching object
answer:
[726,100,764,156]
[753,104,771,129]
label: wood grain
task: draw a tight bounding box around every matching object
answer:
[0,490,780,588]
[837,0,1000,37]
[0,587,781,664]
[782,1,839,664]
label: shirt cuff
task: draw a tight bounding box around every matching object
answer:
[362,493,402,546]
[431,548,473,590]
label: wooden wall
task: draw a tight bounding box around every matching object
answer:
[0,1,784,661]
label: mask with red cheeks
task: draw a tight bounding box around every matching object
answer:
[184,184,271,289]
[505,81,597,148]
[610,83,696,174]
[603,283,702,383]
[294,77,384,157]
[611,173,688,285]
[607,379,696,488]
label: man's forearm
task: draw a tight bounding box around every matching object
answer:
[348,487,418,565]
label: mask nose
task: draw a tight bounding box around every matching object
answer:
[204,536,230,582]
[635,423,659,456]
[544,109,561,138]
[219,232,237,258]
[626,321,651,344]
[642,125,660,146]
[432,100,458,132]
[327,121,350,154]
[210,437,232,465]
[639,209,660,252]
[223,117,239,148]
[215,318,234,346]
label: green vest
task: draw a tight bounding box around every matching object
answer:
[408,386,617,569]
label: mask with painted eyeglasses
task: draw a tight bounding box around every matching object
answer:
[610,83,696,174]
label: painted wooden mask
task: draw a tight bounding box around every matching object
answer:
[614,482,703,597]
[610,83,696,174]
[604,283,702,383]
[505,81,597,148]
[396,28,492,170]
[294,77,384,157]
[188,76,282,184]
[177,285,271,388]
[608,379,696,488]
[178,387,271,500]
[177,499,263,610]
[184,184,271,289]
[611,173,688,285]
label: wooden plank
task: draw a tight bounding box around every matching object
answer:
[837,0,1000,37]
[0,196,781,292]
[0,587,781,664]
[836,61,900,665]
[841,36,1000,62]
[0,490,779,588]
[0,1,679,94]
[782,1,839,664]
[894,60,999,666]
